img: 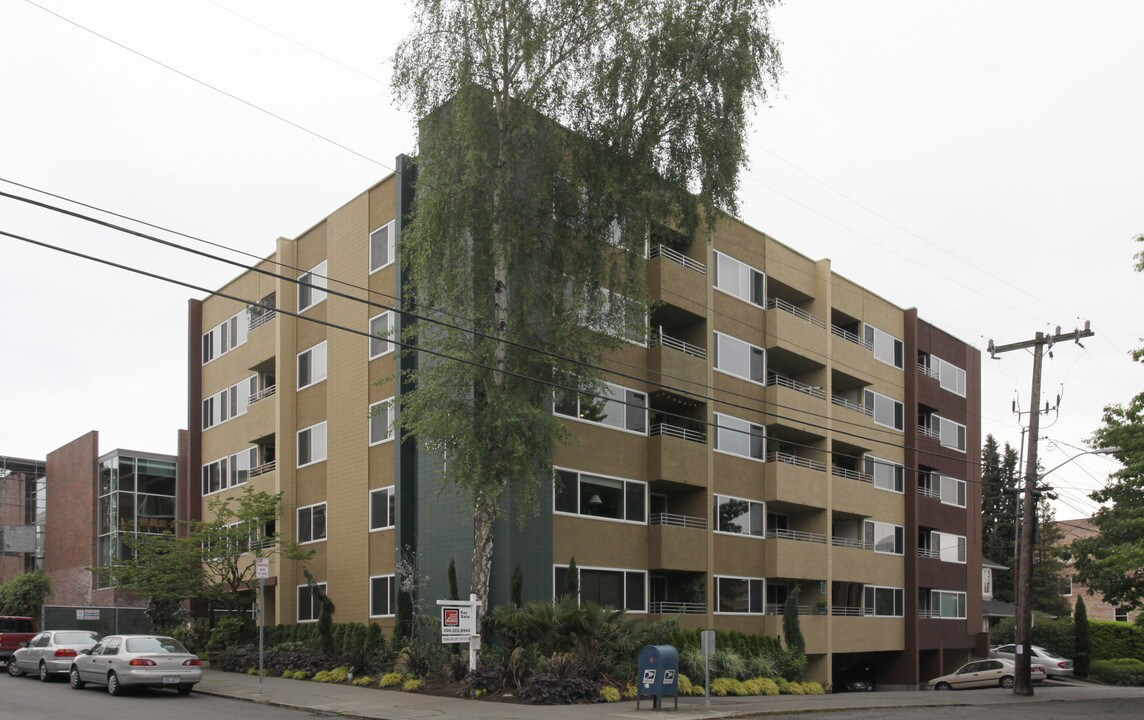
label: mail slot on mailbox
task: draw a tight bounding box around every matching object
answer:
[636,644,679,710]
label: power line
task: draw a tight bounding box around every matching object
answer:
[2,224,1013,486]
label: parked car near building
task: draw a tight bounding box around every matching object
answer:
[929,658,1044,690]
[69,635,201,696]
[989,644,1074,678]
[8,630,101,681]
[0,616,38,661]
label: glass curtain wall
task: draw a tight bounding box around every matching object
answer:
[96,454,176,588]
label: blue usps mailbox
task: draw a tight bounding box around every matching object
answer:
[636,644,679,710]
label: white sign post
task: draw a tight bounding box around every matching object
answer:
[701,630,715,711]
[437,594,483,671]
[254,557,269,695]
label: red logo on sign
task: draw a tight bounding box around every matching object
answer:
[444,609,459,626]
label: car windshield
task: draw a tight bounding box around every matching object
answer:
[1034,646,1063,659]
[54,631,98,644]
[125,637,189,654]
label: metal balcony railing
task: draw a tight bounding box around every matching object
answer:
[651,327,707,359]
[766,452,827,473]
[832,394,873,416]
[248,309,277,331]
[917,362,939,379]
[831,465,874,484]
[918,424,941,440]
[766,372,827,399]
[249,385,277,405]
[831,325,873,349]
[918,485,941,500]
[649,601,706,614]
[917,547,941,560]
[766,528,828,544]
[831,536,869,550]
[650,423,707,444]
[830,606,869,617]
[248,460,276,478]
[765,297,827,329]
[764,603,819,616]
[650,244,706,274]
[649,512,707,530]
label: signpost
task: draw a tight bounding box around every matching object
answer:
[701,630,715,711]
[437,595,483,671]
[254,557,269,695]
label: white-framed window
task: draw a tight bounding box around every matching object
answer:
[931,531,967,563]
[939,474,967,507]
[863,585,904,617]
[1115,607,1129,622]
[934,415,967,452]
[864,389,904,430]
[983,568,994,597]
[553,468,646,524]
[297,421,327,467]
[929,590,967,619]
[297,582,327,622]
[369,311,394,359]
[933,356,967,397]
[713,250,765,306]
[864,324,903,369]
[554,381,647,434]
[297,502,327,544]
[369,486,395,531]
[369,221,395,273]
[201,447,258,496]
[600,288,647,345]
[201,310,250,364]
[864,520,904,555]
[714,495,764,537]
[369,398,395,445]
[553,564,646,612]
[1059,576,1072,596]
[202,375,258,430]
[864,455,904,493]
[713,413,765,460]
[713,331,765,384]
[297,341,328,390]
[370,575,396,617]
[715,575,765,614]
[298,260,328,312]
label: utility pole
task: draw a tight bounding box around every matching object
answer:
[988,322,1093,696]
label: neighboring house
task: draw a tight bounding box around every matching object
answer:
[980,557,1015,632]
[189,152,984,689]
[1056,518,1139,623]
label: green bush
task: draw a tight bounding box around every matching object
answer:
[599,685,622,702]
[1090,658,1144,686]
[380,672,405,688]
[800,681,825,695]
[402,678,424,692]
[1090,621,1144,661]
[709,678,735,696]
[519,674,600,704]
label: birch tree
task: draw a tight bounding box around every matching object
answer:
[393,0,782,609]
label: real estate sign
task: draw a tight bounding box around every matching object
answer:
[439,605,477,643]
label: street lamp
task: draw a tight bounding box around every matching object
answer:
[1013,446,1119,696]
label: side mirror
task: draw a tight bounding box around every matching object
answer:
[79,649,92,655]
[18,641,29,648]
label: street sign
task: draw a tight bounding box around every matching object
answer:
[255,557,269,579]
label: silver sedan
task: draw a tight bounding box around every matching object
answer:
[69,635,202,696]
[8,630,101,681]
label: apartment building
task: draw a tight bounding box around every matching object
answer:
[1055,518,1139,623]
[188,155,983,688]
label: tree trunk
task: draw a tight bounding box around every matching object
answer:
[470,491,497,611]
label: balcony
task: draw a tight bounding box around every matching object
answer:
[649,244,707,317]
[649,601,705,614]
[765,298,827,360]
[831,465,873,485]
[763,532,828,579]
[764,454,827,508]
[649,512,707,572]
[648,329,707,396]
[648,424,707,487]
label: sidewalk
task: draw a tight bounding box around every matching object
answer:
[194,669,1144,720]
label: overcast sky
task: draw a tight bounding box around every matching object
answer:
[2,1,1139,522]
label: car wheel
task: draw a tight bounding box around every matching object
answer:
[176,683,193,696]
[1000,675,1015,689]
[935,682,952,691]
[69,667,85,689]
[107,671,124,696]
[7,657,25,678]
[38,662,50,682]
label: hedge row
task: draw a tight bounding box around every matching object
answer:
[990,618,1144,662]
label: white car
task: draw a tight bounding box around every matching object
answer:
[69,635,202,696]
[990,644,1074,678]
[8,630,101,681]
[929,658,1044,690]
